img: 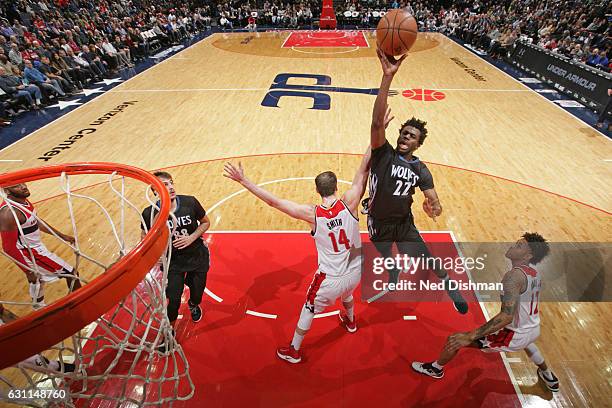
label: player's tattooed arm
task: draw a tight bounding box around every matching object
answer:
[448,272,522,352]
[223,162,316,224]
[468,268,525,341]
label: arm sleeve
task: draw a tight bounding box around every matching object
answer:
[418,163,435,191]
[1,230,30,273]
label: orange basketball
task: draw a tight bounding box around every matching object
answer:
[376,9,418,56]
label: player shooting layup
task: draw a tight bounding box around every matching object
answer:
[365,48,467,313]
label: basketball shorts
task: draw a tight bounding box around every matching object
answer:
[367,215,431,259]
[477,326,540,353]
[20,245,73,282]
[304,266,361,314]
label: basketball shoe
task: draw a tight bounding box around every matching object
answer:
[188,300,202,322]
[276,345,302,364]
[338,313,357,333]
[411,362,444,379]
[538,368,560,392]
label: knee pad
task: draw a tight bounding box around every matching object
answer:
[525,343,544,366]
[342,295,353,304]
[297,306,315,331]
[29,281,44,300]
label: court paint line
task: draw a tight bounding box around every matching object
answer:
[246,310,278,319]
[110,88,268,92]
[506,358,522,363]
[280,32,292,48]
[314,310,340,319]
[205,287,223,303]
[291,46,361,54]
[449,231,525,405]
[306,32,349,39]
[0,33,216,156]
[108,87,530,93]
[0,160,23,162]
[207,230,448,233]
[445,33,611,141]
[363,31,371,48]
[403,315,417,320]
[367,288,390,303]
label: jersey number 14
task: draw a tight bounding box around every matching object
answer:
[328,229,350,252]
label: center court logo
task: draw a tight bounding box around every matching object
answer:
[261,73,446,110]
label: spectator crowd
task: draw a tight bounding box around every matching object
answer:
[0,0,215,126]
[334,0,609,71]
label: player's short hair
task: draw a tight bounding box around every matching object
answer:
[153,171,172,180]
[315,171,337,197]
[400,117,428,145]
[522,232,550,265]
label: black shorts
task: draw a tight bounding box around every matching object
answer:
[367,215,432,259]
[167,245,210,275]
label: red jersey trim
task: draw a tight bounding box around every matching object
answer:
[315,200,344,219]
[486,328,515,348]
[517,264,538,278]
[306,272,326,307]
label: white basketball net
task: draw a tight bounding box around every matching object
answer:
[0,171,194,407]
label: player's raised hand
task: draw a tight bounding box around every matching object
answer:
[223,162,246,183]
[384,105,394,129]
[377,47,407,77]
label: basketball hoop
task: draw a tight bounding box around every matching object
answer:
[0,162,194,406]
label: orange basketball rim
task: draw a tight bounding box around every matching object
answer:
[0,162,170,369]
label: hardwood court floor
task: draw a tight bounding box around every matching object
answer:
[0,32,610,407]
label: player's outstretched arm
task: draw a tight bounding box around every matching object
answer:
[223,162,315,224]
[371,48,406,149]
[38,219,75,244]
[342,147,371,215]
[445,268,525,351]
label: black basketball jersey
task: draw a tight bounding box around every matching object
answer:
[367,141,434,220]
[141,195,208,271]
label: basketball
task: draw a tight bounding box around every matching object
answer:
[376,9,418,56]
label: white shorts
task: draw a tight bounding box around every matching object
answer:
[20,245,73,283]
[304,267,361,314]
[478,326,540,353]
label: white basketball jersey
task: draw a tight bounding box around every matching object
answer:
[507,264,541,334]
[0,200,44,250]
[312,200,361,277]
